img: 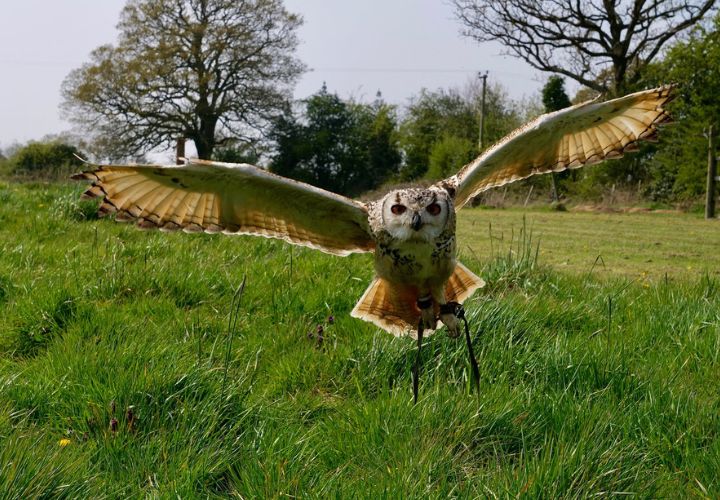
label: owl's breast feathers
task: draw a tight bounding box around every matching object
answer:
[373,228,456,290]
[430,228,455,263]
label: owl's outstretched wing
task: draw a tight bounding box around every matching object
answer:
[444,85,674,209]
[72,159,375,256]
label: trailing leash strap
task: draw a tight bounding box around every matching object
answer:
[443,301,480,394]
[456,303,481,395]
[412,302,480,403]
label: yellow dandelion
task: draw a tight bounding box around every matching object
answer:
[59,438,71,447]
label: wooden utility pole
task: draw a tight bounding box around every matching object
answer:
[478,71,488,151]
[176,137,185,165]
[707,125,717,219]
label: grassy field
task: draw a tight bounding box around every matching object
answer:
[458,207,720,280]
[0,181,718,497]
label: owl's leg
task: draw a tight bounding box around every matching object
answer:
[416,295,437,330]
[432,287,460,338]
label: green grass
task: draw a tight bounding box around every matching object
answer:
[0,181,718,497]
[459,206,720,280]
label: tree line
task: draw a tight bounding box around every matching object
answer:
[2,0,718,206]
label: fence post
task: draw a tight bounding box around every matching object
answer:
[176,137,185,165]
[707,125,717,219]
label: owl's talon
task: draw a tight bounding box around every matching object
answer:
[441,313,460,338]
[439,302,461,338]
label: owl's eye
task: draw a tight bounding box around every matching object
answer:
[426,203,441,216]
[390,204,407,215]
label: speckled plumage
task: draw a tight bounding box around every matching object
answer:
[368,187,455,282]
[357,186,468,336]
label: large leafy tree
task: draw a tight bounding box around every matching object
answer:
[270,86,401,196]
[644,13,720,200]
[397,83,533,181]
[62,0,304,160]
[364,94,403,191]
[398,88,477,181]
[452,0,716,95]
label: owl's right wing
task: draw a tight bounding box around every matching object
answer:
[73,159,375,256]
[444,85,674,208]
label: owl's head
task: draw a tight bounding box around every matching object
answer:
[380,187,454,241]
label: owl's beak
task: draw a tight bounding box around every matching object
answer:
[411,212,422,231]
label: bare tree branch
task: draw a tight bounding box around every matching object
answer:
[452,0,717,94]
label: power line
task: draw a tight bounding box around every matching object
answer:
[0,58,538,80]
[310,67,477,74]
[308,67,536,79]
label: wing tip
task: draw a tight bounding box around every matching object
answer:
[452,83,676,204]
[71,170,100,182]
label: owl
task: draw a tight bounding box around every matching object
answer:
[73,86,673,338]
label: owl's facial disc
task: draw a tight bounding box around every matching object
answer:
[382,189,449,242]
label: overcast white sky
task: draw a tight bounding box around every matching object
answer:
[0,0,544,153]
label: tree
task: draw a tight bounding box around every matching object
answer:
[270,86,401,196]
[398,88,477,181]
[452,0,716,94]
[541,76,573,201]
[425,135,477,180]
[542,76,572,113]
[644,13,720,200]
[213,143,261,165]
[364,93,403,191]
[397,81,533,180]
[62,0,305,160]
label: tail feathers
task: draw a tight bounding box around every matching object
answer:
[351,262,485,338]
[445,261,485,304]
[351,277,419,337]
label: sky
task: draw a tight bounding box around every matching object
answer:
[0,0,544,154]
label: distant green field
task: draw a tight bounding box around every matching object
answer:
[0,182,718,497]
[457,207,720,280]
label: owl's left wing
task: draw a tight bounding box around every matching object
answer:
[73,159,375,256]
[445,85,674,208]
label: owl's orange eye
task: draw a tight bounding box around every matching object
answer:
[390,204,407,215]
[426,203,441,216]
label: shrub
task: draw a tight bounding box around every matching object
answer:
[213,144,260,164]
[8,141,85,179]
[425,135,476,181]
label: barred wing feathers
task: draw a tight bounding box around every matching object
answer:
[73,159,375,256]
[447,85,674,208]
